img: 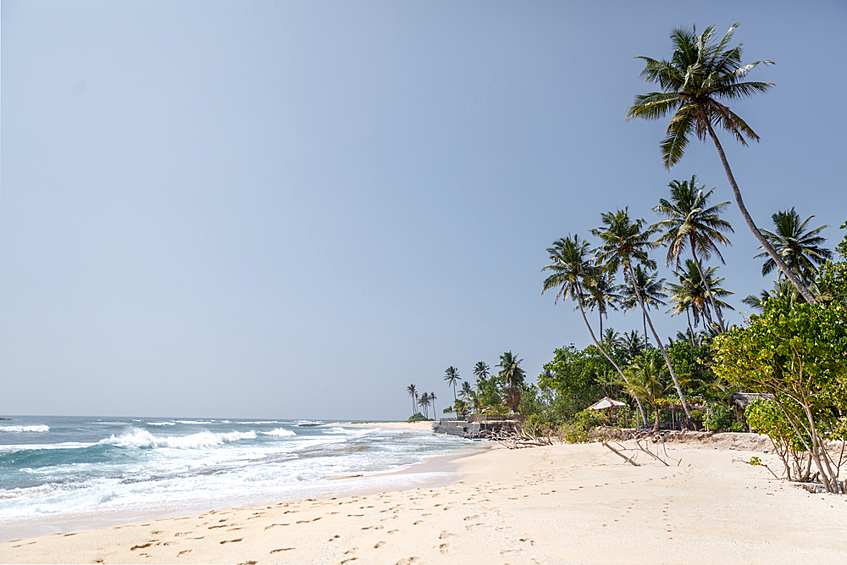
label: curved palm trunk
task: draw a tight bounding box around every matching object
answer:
[642,312,649,347]
[690,237,725,332]
[575,284,649,426]
[626,263,693,423]
[705,122,816,305]
[686,308,695,347]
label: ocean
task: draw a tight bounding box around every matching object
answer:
[0,416,477,541]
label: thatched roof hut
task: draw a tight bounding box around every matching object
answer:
[730,392,773,409]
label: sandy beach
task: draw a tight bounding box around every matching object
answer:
[2,424,846,564]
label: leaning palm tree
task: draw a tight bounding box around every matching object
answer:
[542,234,648,425]
[754,208,831,285]
[621,265,667,347]
[592,209,692,423]
[584,271,623,334]
[444,366,461,401]
[406,384,418,415]
[459,380,473,401]
[627,23,815,304]
[667,260,734,341]
[652,175,733,331]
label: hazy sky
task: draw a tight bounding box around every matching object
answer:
[2,0,845,420]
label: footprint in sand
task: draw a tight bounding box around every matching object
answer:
[439,531,452,539]
[220,538,243,544]
[374,541,386,549]
[463,515,479,521]
[395,558,422,565]
[439,543,451,554]
[270,548,295,553]
[340,558,358,564]
[177,551,191,560]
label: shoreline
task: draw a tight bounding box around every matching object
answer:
[0,421,480,543]
[3,434,847,564]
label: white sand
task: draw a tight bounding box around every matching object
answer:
[3,433,847,564]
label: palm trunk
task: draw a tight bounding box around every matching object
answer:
[643,312,649,347]
[690,238,725,332]
[575,284,649,426]
[705,121,816,305]
[686,308,695,347]
[627,263,693,422]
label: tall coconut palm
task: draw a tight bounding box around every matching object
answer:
[627,23,816,304]
[444,366,461,401]
[429,392,437,420]
[621,265,667,347]
[584,271,623,334]
[542,234,648,425]
[667,259,734,341]
[621,330,646,361]
[406,384,418,415]
[754,208,831,285]
[592,209,692,422]
[459,380,473,401]
[473,362,490,381]
[601,328,622,349]
[652,175,733,331]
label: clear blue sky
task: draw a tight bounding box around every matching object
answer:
[2,0,845,420]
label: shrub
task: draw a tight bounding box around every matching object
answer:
[703,405,732,431]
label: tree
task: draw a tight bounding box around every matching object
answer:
[584,271,623,334]
[419,392,431,419]
[621,265,667,346]
[627,23,816,304]
[473,362,490,381]
[542,234,648,425]
[601,328,622,349]
[497,351,526,413]
[754,208,831,285]
[406,384,418,415]
[429,392,437,420]
[621,330,646,361]
[539,344,624,418]
[652,175,734,331]
[713,300,847,493]
[622,356,676,432]
[459,380,473,401]
[666,259,733,340]
[592,209,693,422]
[444,366,461,401]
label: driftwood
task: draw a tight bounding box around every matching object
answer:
[491,424,556,449]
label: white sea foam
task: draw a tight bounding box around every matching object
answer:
[174,420,211,425]
[260,428,296,437]
[99,429,257,449]
[0,425,50,433]
[147,422,176,426]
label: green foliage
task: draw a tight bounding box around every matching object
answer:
[539,345,625,418]
[703,405,732,432]
[407,413,429,423]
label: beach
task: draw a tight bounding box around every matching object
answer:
[3,423,847,564]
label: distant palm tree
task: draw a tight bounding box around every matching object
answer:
[743,279,823,313]
[601,328,622,349]
[652,175,733,331]
[406,384,418,415]
[459,381,473,401]
[444,367,461,401]
[419,392,430,419]
[621,330,646,361]
[592,209,692,422]
[584,271,623,334]
[542,234,648,425]
[666,259,734,338]
[429,392,437,420]
[622,357,676,432]
[497,351,526,413]
[621,265,667,347]
[627,23,815,304]
[473,362,490,381]
[754,208,831,285]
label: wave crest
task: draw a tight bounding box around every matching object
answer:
[260,428,296,437]
[0,425,50,433]
[99,429,256,449]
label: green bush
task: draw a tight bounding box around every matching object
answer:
[703,405,732,431]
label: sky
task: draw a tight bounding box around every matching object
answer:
[2,0,845,420]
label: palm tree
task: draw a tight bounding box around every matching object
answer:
[652,175,733,331]
[621,330,646,361]
[406,384,418,415]
[429,392,437,420]
[601,328,622,349]
[497,351,526,413]
[444,366,461,401]
[584,271,623,334]
[754,208,831,285]
[621,265,667,346]
[627,23,816,304]
[419,392,430,419]
[666,259,734,339]
[622,357,676,432]
[743,279,823,313]
[473,361,490,381]
[542,234,648,426]
[592,209,692,423]
[459,381,473,401]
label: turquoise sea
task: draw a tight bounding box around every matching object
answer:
[0,416,476,540]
